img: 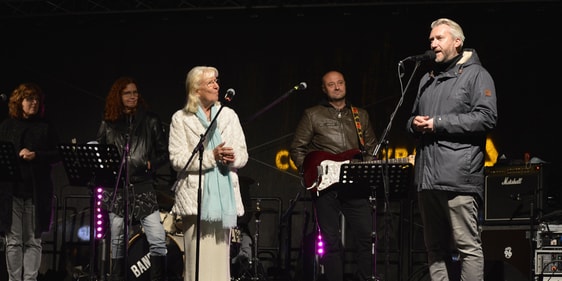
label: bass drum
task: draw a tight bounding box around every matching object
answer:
[127,232,184,281]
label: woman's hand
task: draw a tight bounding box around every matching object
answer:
[19,148,36,161]
[214,142,235,165]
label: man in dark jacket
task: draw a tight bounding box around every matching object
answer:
[290,70,378,281]
[96,76,169,281]
[406,18,498,281]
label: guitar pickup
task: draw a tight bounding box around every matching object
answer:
[317,165,324,177]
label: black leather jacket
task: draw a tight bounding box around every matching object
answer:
[290,100,377,169]
[96,108,168,192]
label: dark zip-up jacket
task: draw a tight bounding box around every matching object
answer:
[406,48,498,199]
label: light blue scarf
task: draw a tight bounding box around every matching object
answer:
[196,105,237,228]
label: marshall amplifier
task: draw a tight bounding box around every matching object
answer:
[484,164,553,225]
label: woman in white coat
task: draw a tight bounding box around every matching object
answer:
[169,66,248,281]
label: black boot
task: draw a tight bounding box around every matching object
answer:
[110,258,124,281]
[150,255,167,281]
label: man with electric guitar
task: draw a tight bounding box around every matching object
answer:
[290,70,378,281]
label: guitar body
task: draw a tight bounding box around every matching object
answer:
[302,148,362,193]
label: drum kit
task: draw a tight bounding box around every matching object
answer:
[230,198,269,281]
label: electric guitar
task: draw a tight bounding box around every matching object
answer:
[301,149,413,193]
[301,149,361,192]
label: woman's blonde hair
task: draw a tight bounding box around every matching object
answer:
[184,66,220,113]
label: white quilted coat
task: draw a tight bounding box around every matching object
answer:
[169,105,248,217]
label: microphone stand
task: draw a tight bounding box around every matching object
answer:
[176,98,231,281]
[370,59,422,280]
[368,169,382,281]
[244,84,304,124]
[111,114,134,280]
[280,191,301,273]
[372,59,420,159]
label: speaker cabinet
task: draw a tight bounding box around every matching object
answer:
[482,226,532,281]
[484,164,551,224]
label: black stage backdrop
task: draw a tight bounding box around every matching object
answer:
[0,2,560,280]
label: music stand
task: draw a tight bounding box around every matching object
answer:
[0,141,22,182]
[58,143,121,281]
[58,143,121,187]
[339,161,413,200]
[339,161,413,280]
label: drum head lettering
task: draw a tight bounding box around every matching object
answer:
[127,233,184,281]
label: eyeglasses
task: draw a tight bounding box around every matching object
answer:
[23,96,39,101]
[122,90,139,97]
[206,79,219,87]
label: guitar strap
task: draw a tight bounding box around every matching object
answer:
[351,105,365,152]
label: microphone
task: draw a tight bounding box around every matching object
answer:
[285,82,307,95]
[400,50,436,63]
[224,88,235,102]
[0,93,7,102]
[293,82,307,91]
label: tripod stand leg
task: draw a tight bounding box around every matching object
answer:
[369,195,382,281]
